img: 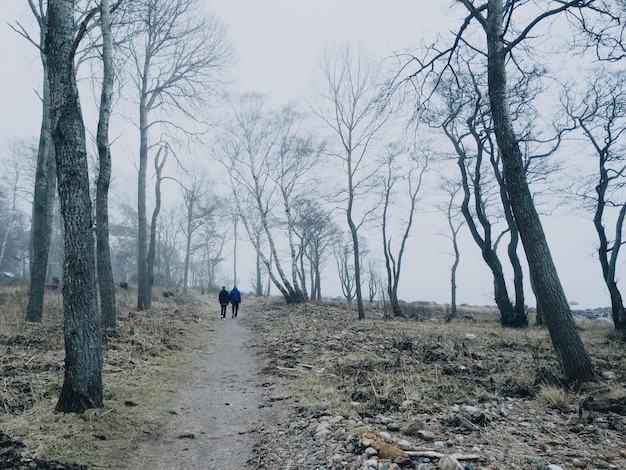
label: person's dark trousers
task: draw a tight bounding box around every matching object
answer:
[220,304,227,318]
[231,302,240,318]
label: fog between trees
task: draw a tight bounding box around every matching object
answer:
[0,1,625,407]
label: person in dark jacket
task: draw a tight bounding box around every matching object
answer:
[230,285,241,318]
[218,286,230,319]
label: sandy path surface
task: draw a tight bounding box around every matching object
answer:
[125,305,268,470]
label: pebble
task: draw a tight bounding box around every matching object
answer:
[252,410,625,470]
[416,430,436,441]
[403,419,427,435]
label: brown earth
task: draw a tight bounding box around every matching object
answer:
[1,289,626,469]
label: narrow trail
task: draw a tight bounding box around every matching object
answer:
[125,303,269,470]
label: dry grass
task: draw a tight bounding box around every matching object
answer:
[244,297,626,469]
[0,286,213,469]
[2,290,626,469]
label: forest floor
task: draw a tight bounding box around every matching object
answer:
[0,289,625,469]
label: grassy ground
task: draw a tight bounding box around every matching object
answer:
[1,289,625,469]
[0,286,211,469]
[243,298,626,469]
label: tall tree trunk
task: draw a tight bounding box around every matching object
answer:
[255,233,262,296]
[183,197,193,295]
[233,218,238,287]
[47,0,103,412]
[347,176,365,319]
[27,19,56,323]
[96,0,116,329]
[592,147,626,331]
[492,151,527,326]
[447,213,461,322]
[136,96,150,310]
[485,0,594,383]
[147,148,166,296]
[457,151,516,325]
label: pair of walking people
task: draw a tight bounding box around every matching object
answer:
[218,285,241,319]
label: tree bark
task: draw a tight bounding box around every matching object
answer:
[46,0,103,412]
[484,0,594,383]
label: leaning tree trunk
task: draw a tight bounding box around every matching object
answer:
[485,0,594,383]
[47,0,103,412]
[27,24,56,323]
[96,0,116,329]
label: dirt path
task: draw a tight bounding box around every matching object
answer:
[124,303,269,469]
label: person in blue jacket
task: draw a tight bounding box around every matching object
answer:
[229,285,241,318]
[218,286,230,319]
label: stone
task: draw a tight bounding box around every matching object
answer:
[396,439,412,450]
[362,457,379,469]
[393,456,417,468]
[364,446,378,457]
[387,422,401,431]
[547,465,564,470]
[403,418,427,436]
[463,405,481,416]
[438,455,465,470]
[416,430,436,441]
[370,439,408,460]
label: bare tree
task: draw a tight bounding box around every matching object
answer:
[0,142,34,274]
[309,43,390,319]
[458,0,595,382]
[397,0,597,382]
[121,0,231,310]
[216,95,308,303]
[178,171,220,294]
[293,198,338,301]
[366,258,381,305]
[564,67,626,331]
[155,207,182,287]
[46,0,102,412]
[570,0,626,62]
[380,144,428,317]
[334,236,355,303]
[199,208,227,292]
[439,179,465,322]
[270,106,325,302]
[440,73,524,326]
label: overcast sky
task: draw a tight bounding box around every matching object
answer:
[0,1,611,308]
